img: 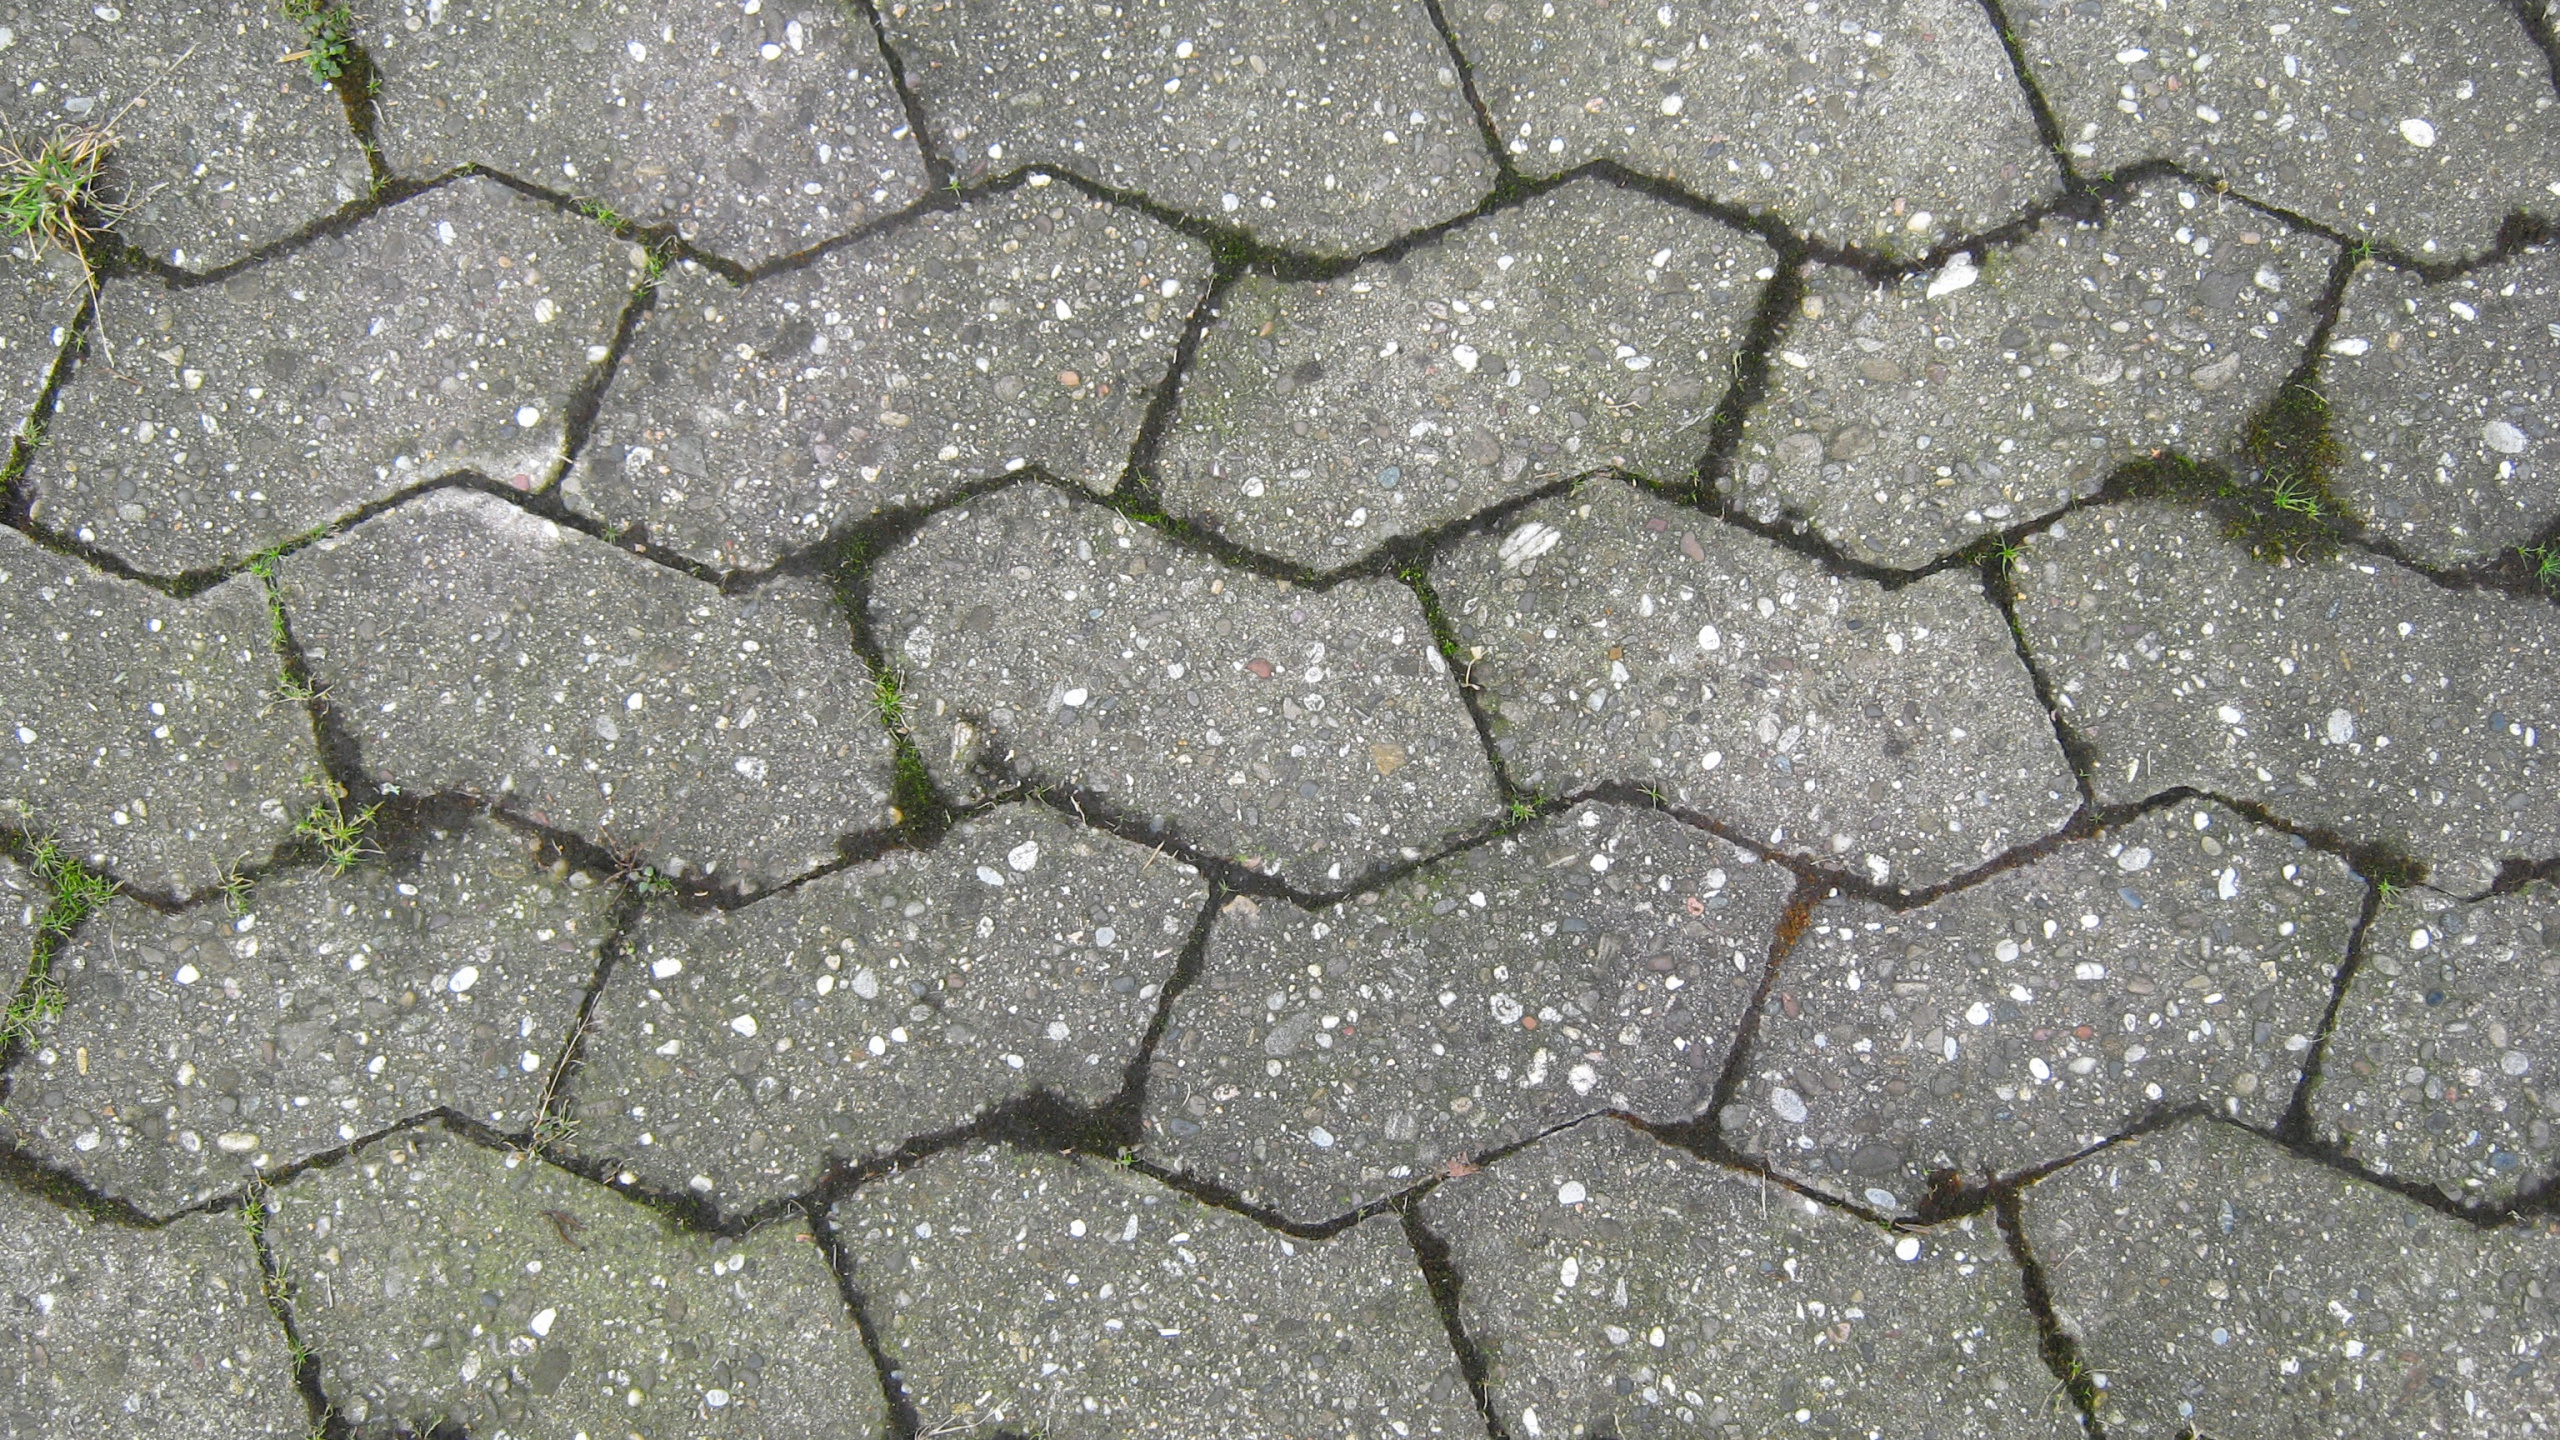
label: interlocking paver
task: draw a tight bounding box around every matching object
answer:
[2012,503,2559,894]
[2023,1117,2560,1438]
[362,0,928,267]
[1435,478,2081,888]
[0,1187,302,1439]
[1729,800,2358,1210]
[831,1141,1477,1438]
[280,488,897,888]
[872,482,1501,889]
[2315,882,2560,1203]
[2014,0,2560,258]
[1157,177,1770,566]
[27,178,630,575]
[1145,802,1790,1218]
[2326,249,2560,566]
[566,187,1213,570]
[2,815,611,1216]
[265,1123,881,1439]
[1735,183,2332,567]
[1422,1119,2073,1440]
[573,806,1206,1212]
[1447,0,2053,253]
[0,526,317,896]
[880,0,1496,254]
[1,242,80,436]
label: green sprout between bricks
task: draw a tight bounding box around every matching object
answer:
[295,782,383,875]
[0,126,110,273]
[2,841,117,1045]
[279,0,356,85]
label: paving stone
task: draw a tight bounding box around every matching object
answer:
[2012,504,2560,894]
[575,806,1206,1212]
[1730,800,2359,1210]
[1156,178,1770,567]
[881,0,1495,255]
[566,188,1213,570]
[2325,249,2560,566]
[0,1,370,269]
[2316,883,2560,1203]
[363,0,927,267]
[1447,0,2052,254]
[831,1141,1476,1438]
[281,489,897,888]
[1736,183,2332,568]
[26,178,631,576]
[2023,1117,2560,1438]
[1,241,82,437]
[2013,0,2560,259]
[2,816,611,1216]
[266,1124,879,1439]
[0,1186,302,1439]
[0,527,317,897]
[0,854,37,965]
[1436,479,2081,889]
[1421,1118,2073,1440]
[872,482,1500,889]
[1143,803,1791,1219]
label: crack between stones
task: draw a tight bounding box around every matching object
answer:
[1402,1201,1516,1440]
[1993,1186,2110,1438]
[241,1177,350,1438]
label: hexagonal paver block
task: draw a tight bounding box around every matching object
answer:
[27,177,630,576]
[1422,1119,2073,1440]
[2326,249,2560,565]
[1446,0,2053,254]
[566,186,1213,570]
[574,806,1207,1212]
[2316,882,2560,1203]
[2014,0,2560,258]
[2,241,82,437]
[0,0,369,269]
[881,0,1496,254]
[1730,800,2359,1211]
[0,528,318,897]
[1434,479,2081,889]
[2022,1117,2560,1439]
[2,816,612,1216]
[280,489,896,888]
[871,482,1501,890]
[264,1124,881,1439]
[1145,803,1792,1219]
[1735,183,2332,567]
[831,1142,1478,1439]
[0,1187,303,1438]
[2012,504,2560,894]
[1157,177,1771,567]
[363,0,927,267]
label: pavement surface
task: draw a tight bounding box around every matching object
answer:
[3,2,2560,1437]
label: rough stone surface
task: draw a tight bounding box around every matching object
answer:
[2326,249,2560,565]
[2014,0,2560,258]
[567,188,1213,570]
[3,816,611,1216]
[1437,479,2081,888]
[882,0,1496,254]
[832,1142,1478,1438]
[1144,804,1792,1219]
[1448,0,2053,254]
[575,806,1206,1212]
[2316,882,2560,1203]
[1157,178,1771,566]
[0,1187,303,1439]
[2024,1117,2560,1439]
[2013,504,2560,894]
[1423,1119,2074,1440]
[1,242,81,436]
[872,482,1501,889]
[1737,184,2332,567]
[0,854,37,959]
[267,1124,882,1439]
[281,489,897,888]
[28,178,630,575]
[364,0,928,267]
[1731,800,2359,1209]
[0,526,317,896]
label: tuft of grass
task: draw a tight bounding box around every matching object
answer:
[279,0,355,84]
[2520,542,2560,591]
[294,783,382,875]
[579,198,625,230]
[2,841,118,1044]
[1,127,111,270]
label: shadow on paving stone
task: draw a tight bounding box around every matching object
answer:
[831,1141,1478,1438]
[0,240,83,438]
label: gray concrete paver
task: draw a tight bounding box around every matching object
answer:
[0,243,80,441]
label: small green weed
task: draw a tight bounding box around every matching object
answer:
[579,198,625,230]
[280,0,356,85]
[2,841,117,1044]
[295,784,382,875]
[1,127,110,270]
[2116,378,2349,563]
[2520,542,2560,591]
[629,866,675,898]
